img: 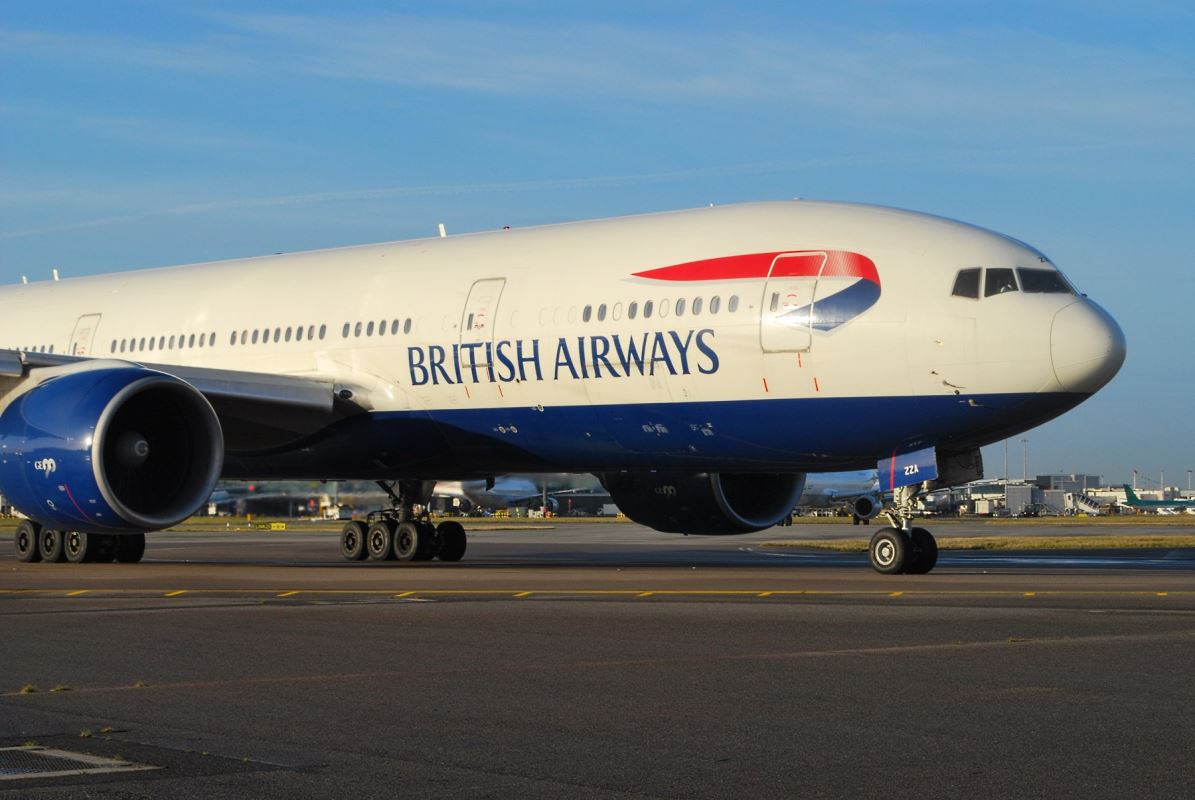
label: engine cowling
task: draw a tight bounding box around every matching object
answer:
[851,494,883,520]
[601,471,806,534]
[0,366,224,532]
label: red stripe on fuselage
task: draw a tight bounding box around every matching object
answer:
[633,250,879,285]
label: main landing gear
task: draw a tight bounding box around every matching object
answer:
[339,479,467,564]
[867,484,938,575]
[13,519,145,564]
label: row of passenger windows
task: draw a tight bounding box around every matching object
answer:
[17,344,55,353]
[342,318,414,338]
[951,267,1073,299]
[580,294,741,324]
[114,332,218,353]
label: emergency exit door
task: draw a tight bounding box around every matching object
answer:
[759,252,826,352]
[459,278,505,368]
[69,313,102,356]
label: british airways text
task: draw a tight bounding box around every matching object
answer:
[407,329,719,387]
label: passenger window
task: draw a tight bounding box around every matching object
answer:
[729,295,739,313]
[675,298,686,317]
[342,323,350,338]
[582,305,592,323]
[354,322,363,337]
[295,327,303,342]
[148,337,155,351]
[710,296,721,314]
[139,337,146,351]
[597,304,607,322]
[229,332,237,345]
[319,324,327,339]
[628,301,638,320]
[367,321,375,336]
[985,268,1018,297]
[252,330,259,345]
[1017,268,1073,294]
[402,319,411,334]
[644,300,654,319]
[272,328,280,343]
[309,325,317,339]
[237,332,244,346]
[158,336,166,350]
[285,327,293,342]
[378,319,386,335]
[465,313,474,330]
[692,297,703,316]
[120,340,126,353]
[391,320,399,335]
[952,268,981,299]
[199,333,206,348]
[659,299,670,318]
[111,339,117,352]
[613,302,623,321]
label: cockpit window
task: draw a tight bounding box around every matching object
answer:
[984,268,1018,297]
[1017,267,1073,294]
[952,268,981,299]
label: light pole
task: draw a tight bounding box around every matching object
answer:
[1188,470,1192,492]
[1020,439,1029,481]
[1003,440,1009,483]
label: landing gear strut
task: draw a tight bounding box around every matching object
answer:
[868,483,938,575]
[337,479,467,564]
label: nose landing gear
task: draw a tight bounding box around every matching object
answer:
[869,483,939,574]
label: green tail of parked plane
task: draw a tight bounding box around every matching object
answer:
[1122,485,1195,510]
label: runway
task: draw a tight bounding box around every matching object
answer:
[3,522,1195,798]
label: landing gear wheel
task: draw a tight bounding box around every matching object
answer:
[340,521,368,561]
[905,528,938,575]
[114,533,146,564]
[92,534,119,564]
[64,531,93,564]
[436,521,467,562]
[38,529,65,563]
[15,520,41,563]
[413,521,438,561]
[393,521,422,561]
[868,528,909,575]
[367,521,396,561]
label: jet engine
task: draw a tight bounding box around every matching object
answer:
[850,494,883,521]
[0,366,223,532]
[600,471,805,534]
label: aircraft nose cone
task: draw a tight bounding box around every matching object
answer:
[1050,299,1126,393]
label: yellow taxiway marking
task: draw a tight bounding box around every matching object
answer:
[164,590,187,597]
[66,590,89,597]
[393,591,415,598]
[277,591,300,598]
[758,592,774,597]
[1024,592,1037,597]
[889,592,904,598]
[637,592,654,597]
[513,591,532,598]
[1157,592,1169,597]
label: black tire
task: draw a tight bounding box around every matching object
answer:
[38,529,65,563]
[115,534,146,564]
[367,520,395,561]
[92,534,119,563]
[905,528,939,575]
[436,521,467,562]
[868,528,909,575]
[340,521,368,561]
[64,531,93,564]
[393,521,421,561]
[413,521,438,561]
[15,520,42,563]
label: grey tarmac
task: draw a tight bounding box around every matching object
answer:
[2,522,1194,799]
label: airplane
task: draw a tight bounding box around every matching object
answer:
[0,200,1125,574]
[1121,485,1195,513]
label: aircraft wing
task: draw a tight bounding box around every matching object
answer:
[0,350,362,452]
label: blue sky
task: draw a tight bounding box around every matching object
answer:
[2,2,1193,488]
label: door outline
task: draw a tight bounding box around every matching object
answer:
[459,278,506,368]
[759,252,826,353]
[69,313,103,357]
